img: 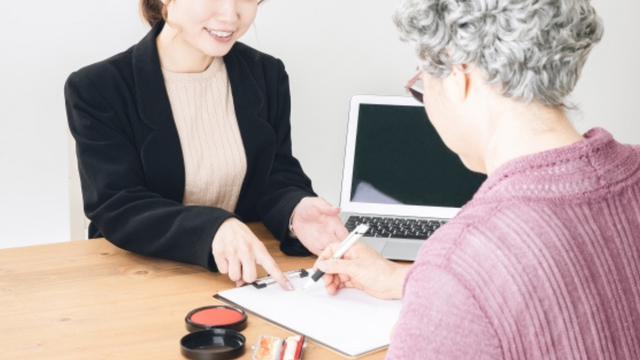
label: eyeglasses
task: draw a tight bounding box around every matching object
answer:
[405,71,424,104]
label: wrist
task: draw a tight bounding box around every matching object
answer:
[389,263,411,299]
[289,197,313,238]
[288,208,297,238]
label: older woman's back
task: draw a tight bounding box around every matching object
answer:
[374,0,640,357]
[387,128,640,359]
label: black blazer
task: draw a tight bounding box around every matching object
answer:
[65,21,314,271]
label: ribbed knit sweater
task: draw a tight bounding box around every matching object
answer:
[387,128,640,360]
[162,57,247,212]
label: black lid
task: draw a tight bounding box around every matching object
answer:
[180,329,245,360]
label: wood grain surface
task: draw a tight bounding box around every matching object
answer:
[0,223,388,360]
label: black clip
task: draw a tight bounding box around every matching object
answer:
[252,269,309,289]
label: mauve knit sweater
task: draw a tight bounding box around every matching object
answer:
[386,128,640,360]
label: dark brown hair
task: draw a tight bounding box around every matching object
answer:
[140,0,168,27]
[140,0,265,27]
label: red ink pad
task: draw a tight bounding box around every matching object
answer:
[186,305,247,332]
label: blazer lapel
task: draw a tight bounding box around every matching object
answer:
[132,21,186,203]
[224,48,263,118]
[224,48,276,217]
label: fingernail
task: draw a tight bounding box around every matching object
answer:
[236,280,244,287]
[317,261,327,272]
[286,280,295,291]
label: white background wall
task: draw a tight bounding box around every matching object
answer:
[1,0,638,248]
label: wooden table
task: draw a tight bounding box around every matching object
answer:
[0,223,387,359]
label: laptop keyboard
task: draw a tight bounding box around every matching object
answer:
[345,216,446,240]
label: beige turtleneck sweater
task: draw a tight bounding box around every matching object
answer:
[162,57,247,212]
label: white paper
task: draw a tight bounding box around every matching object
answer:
[217,273,402,357]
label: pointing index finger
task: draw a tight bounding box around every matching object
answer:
[256,251,293,291]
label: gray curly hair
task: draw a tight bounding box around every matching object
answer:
[394,0,604,107]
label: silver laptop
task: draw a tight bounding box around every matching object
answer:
[339,95,486,261]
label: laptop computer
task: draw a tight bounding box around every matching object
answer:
[339,94,487,261]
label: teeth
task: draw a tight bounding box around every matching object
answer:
[208,29,232,37]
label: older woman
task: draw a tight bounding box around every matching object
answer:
[316,0,640,359]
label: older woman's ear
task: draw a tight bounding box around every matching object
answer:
[443,64,471,105]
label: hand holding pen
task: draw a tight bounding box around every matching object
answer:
[303,224,370,290]
[308,223,409,299]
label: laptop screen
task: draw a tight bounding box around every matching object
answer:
[348,102,486,209]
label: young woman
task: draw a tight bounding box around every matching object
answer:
[315,0,640,358]
[65,0,348,289]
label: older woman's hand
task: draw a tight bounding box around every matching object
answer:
[290,197,349,255]
[314,242,410,300]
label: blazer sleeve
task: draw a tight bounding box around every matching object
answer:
[65,70,234,272]
[257,59,316,256]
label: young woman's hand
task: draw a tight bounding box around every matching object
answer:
[314,242,409,300]
[212,218,293,290]
[290,197,349,255]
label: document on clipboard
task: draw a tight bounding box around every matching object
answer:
[215,269,402,358]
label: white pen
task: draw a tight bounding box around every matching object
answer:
[303,224,370,290]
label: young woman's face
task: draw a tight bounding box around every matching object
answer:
[165,0,258,57]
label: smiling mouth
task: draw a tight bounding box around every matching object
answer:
[206,29,233,38]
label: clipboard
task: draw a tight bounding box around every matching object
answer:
[215,269,402,358]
